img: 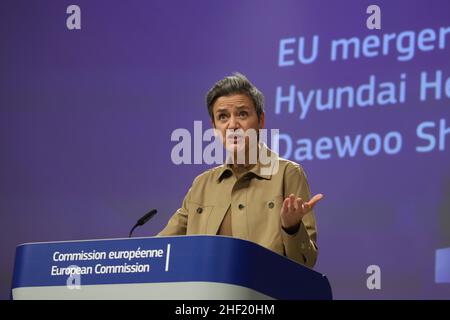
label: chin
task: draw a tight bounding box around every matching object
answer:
[225,143,246,155]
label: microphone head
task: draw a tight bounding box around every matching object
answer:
[137,209,157,226]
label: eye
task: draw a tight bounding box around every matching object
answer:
[239,111,248,118]
[217,114,228,121]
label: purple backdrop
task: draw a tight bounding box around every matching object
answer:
[1,0,449,299]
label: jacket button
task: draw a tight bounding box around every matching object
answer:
[238,204,245,210]
[268,201,274,209]
[196,207,203,214]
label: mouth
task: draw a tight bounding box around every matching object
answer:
[227,135,244,144]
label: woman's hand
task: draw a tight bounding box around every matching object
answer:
[280,193,324,230]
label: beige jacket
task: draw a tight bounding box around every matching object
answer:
[158,145,318,268]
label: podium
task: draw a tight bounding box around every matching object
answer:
[12,235,332,300]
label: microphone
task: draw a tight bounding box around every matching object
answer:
[129,209,157,238]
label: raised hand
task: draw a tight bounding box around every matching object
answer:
[280,193,323,230]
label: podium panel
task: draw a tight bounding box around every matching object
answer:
[12,235,332,300]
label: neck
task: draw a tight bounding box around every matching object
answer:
[231,143,260,168]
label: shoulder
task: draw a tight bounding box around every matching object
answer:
[264,144,306,177]
[277,157,307,177]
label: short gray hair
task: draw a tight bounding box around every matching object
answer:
[206,72,265,122]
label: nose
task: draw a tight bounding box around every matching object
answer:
[228,115,240,130]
